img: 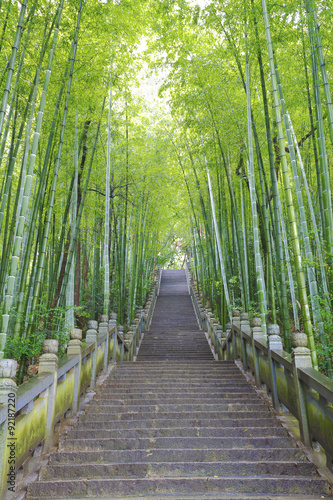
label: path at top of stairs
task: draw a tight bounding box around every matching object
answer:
[27,269,331,500]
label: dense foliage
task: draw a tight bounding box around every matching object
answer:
[0,0,332,379]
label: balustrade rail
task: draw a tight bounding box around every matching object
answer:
[186,261,333,472]
[0,268,160,499]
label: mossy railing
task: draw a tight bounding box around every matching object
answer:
[186,261,333,472]
[0,268,160,500]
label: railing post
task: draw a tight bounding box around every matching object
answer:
[99,315,109,374]
[137,307,143,340]
[216,325,223,359]
[0,359,17,500]
[291,332,312,447]
[226,322,232,360]
[109,312,117,361]
[267,324,283,410]
[118,326,124,361]
[39,352,58,453]
[251,317,264,386]
[240,312,250,369]
[67,328,82,414]
[232,310,241,360]
[86,320,98,390]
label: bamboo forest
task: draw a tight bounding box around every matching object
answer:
[0,0,333,384]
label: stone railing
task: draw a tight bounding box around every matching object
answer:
[186,261,333,472]
[0,268,160,499]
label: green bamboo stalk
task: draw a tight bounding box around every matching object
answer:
[0,0,27,140]
[262,0,318,368]
[24,0,83,343]
[58,94,107,311]
[201,135,232,320]
[245,20,266,332]
[307,10,333,264]
[305,0,333,147]
[0,0,65,357]
[104,68,112,316]
[275,56,331,372]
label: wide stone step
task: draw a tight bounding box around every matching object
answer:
[59,436,296,452]
[39,460,318,481]
[108,374,243,381]
[84,402,266,413]
[27,476,329,499]
[68,426,289,439]
[48,447,308,465]
[93,396,259,405]
[79,410,275,422]
[105,379,248,386]
[98,390,254,398]
[73,417,277,430]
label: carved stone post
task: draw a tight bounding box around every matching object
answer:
[67,328,82,414]
[39,352,58,453]
[118,326,124,361]
[291,332,312,447]
[86,320,98,390]
[109,312,117,362]
[268,324,283,351]
[226,322,232,360]
[232,310,241,359]
[99,315,109,374]
[240,312,250,369]
[251,317,264,386]
[267,324,282,410]
[0,359,17,500]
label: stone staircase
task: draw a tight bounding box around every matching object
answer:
[27,270,331,499]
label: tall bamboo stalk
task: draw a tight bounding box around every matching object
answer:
[262,0,318,368]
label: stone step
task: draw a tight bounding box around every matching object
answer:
[98,390,254,398]
[84,402,266,413]
[68,426,289,439]
[104,379,248,387]
[39,460,318,481]
[59,436,296,452]
[27,476,329,499]
[48,447,308,465]
[73,417,277,430]
[108,374,243,381]
[93,396,258,405]
[79,410,272,422]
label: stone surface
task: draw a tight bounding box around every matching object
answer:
[0,358,17,378]
[70,328,82,340]
[42,339,58,354]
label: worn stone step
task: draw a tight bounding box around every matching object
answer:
[105,380,248,387]
[68,426,289,440]
[59,436,296,452]
[98,390,254,398]
[109,375,243,382]
[27,475,329,499]
[85,402,266,414]
[49,447,307,465]
[79,410,275,422]
[74,417,277,430]
[39,460,318,481]
[107,366,241,372]
[117,363,235,366]
[104,380,249,388]
[93,396,258,405]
